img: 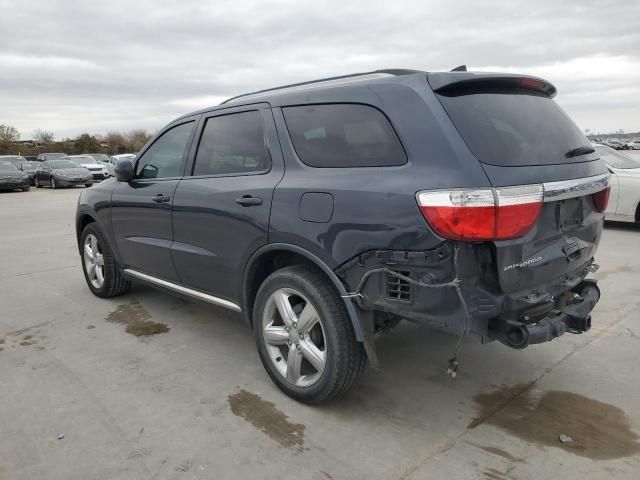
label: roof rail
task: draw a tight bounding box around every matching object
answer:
[220,69,423,105]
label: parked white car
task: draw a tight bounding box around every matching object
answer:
[624,140,640,150]
[594,144,640,224]
[67,155,110,181]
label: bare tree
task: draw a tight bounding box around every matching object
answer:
[126,129,153,152]
[34,129,55,144]
[0,124,20,143]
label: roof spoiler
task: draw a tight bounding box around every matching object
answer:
[428,72,557,98]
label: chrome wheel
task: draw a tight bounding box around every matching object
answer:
[262,288,327,387]
[83,234,105,289]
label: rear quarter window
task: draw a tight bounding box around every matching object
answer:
[282,104,407,168]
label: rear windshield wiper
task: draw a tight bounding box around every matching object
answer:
[565,146,595,158]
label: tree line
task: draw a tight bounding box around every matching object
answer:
[0,124,153,156]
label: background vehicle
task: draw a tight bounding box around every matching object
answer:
[0,161,30,191]
[0,155,27,166]
[36,153,67,162]
[76,69,608,403]
[594,144,640,224]
[87,153,115,176]
[67,155,110,180]
[17,161,39,185]
[624,140,640,150]
[604,139,625,150]
[35,159,93,188]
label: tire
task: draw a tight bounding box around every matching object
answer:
[85,184,92,188]
[22,186,30,192]
[80,223,131,298]
[50,177,56,189]
[253,265,366,404]
[35,177,40,188]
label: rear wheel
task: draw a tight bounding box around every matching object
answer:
[254,265,366,404]
[80,223,131,298]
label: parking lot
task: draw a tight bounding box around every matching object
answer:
[1,180,639,479]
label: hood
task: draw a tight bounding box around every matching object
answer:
[53,168,91,176]
[612,167,640,178]
[0,171,23,180]
[78,162,103,168]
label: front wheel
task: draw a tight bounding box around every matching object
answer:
[254,265,366,404]
[80,223,131,298]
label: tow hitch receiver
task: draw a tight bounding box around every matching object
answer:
[490,280,600,349]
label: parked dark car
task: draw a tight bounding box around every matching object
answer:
[18,161,39,185]
[76,69,609,404]
[35,159,93,188]
[0,161,30,191]
[36,152,68,162]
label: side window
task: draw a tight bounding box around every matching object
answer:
[192,111,268,176]
[135,121,195,179]
[282,104,407,168]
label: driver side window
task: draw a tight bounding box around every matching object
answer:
[135,121,195,179]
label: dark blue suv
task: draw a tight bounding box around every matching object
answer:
[76,69,609,403]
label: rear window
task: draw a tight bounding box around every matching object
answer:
[437,90,593,166]
[283,104,406,168]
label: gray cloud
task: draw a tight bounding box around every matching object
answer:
[1,0,638,138]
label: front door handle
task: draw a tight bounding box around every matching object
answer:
[235,196,263,207]
[152,194,171,203]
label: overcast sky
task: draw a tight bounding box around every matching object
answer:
[1,0,638,139]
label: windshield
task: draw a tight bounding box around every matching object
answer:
[50,160,80,169]
[594,145,640,169]
[0,162,19,172]
[19,162,38,170]
[436,89,594,166]
[71,157,94,163]
[88,154,110,162]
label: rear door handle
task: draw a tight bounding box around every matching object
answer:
[152,194,171,203]
[235,196,263,207]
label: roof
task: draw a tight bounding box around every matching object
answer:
[220,69,424,105]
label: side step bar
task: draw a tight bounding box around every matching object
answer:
[123,268,242,312]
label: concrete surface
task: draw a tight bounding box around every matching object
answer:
[1,179,639,480]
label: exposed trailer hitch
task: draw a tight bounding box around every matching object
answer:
[489,279,600,349]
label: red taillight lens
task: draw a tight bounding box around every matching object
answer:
[592,186,610,213]
[417,185,543,241]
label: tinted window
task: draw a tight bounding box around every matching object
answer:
[437,90,593,166]
[193,111,268,176]
[135,122,195,179]
[49,160,79,169]
[283,104,406,167]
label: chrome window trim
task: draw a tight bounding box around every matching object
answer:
[123,269,241,312]
[542,173,610,203]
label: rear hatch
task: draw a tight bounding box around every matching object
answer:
[428,73,609,294]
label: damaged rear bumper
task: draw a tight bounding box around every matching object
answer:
[336,245,601,349]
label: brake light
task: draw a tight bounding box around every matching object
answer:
[592,186,610,213]
[416,185,543,241]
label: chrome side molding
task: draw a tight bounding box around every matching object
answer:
[123,269,242,312]
[543,173,610,203]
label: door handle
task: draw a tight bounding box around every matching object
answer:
[152,194,171,203]
[235,196,263,207]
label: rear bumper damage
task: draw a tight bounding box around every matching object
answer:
[336,245,601,350]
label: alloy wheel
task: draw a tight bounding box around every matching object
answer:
[83,234,105,289]
[262,288,327,387]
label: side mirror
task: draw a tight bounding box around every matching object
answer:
[114,158,134,182]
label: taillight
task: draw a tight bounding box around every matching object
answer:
[416,185,543,241]
[592,186,610,213]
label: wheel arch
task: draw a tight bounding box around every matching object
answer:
[76,211,98,250]
[242,243,364,341]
